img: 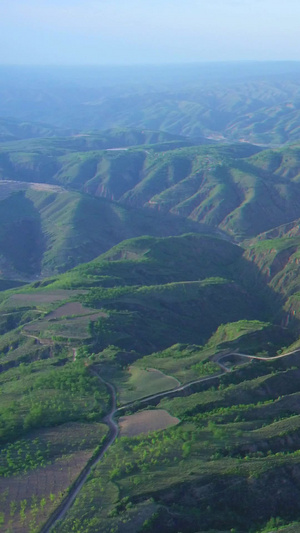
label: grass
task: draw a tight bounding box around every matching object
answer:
[133,344,220,384]
[0,358,110,444]
[2,138,300,246]
[5,91,300,532]
[0,212,298,531]
[115,366,179,405]
[24,313,101,340]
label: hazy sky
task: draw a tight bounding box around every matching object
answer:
[1,0,300,65]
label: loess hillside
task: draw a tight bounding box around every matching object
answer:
[2,136,300,241]
[4,64,300,533]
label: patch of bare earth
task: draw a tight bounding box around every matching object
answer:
[0,423,108,531]
[46,302,107,319]
[0,451,92,533]
[9,290,87,305]
[119,409,180,437]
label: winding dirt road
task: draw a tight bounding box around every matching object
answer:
[41,347,300,532]
[40,370,119,533]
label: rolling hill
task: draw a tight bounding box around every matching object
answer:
[4,64,300,533]
[0,230,296,533]
[2,63,300,145]
[0,181,222,279]
[3,137,300,240]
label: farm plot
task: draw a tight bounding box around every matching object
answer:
[46,302,107,319]
[24,312,105,340]
[0,422,107,532]
[118,409,180,437]
[3,290,87,309]
[117,366,179,405]
[134,344,220,384]
[21,300,107,341]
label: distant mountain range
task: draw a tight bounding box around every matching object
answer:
[1,63,300,144]
[4,64,300,533]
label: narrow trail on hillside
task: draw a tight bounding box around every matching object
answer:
[21,331,45,344]
[21,331,55,347]
[40,348,300,532]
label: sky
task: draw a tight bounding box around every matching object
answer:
[1,0,300,65]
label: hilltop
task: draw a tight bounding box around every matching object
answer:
[0,229,297,533]
[0,181,221,279]
[3,64,300,533]
[3,136,300,240]
[2,64,300,144]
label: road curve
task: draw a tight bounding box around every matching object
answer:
[41,364,227,531]
[116,367,226,412]
[40,348,300,531]
[216,348,300,363]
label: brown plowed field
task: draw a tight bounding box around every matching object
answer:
[9,290,87,305]
[119,409,180,437]
[46,302,107,319]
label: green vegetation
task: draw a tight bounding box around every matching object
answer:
[56,354,300,533]
[3,134,300,243]
[3,65,300,145]
[3,90,300,532]
[0,184,218,278]
[1,226,291,532]
[112,366,179,405]
[0,359,109,444]
[131,344,220,384]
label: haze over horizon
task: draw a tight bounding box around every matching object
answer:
[1,0,300,66]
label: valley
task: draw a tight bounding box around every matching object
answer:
[2,64,300,533]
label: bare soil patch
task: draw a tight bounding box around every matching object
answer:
[0,422,107,532]
[119,409,180,437]
[46,302,107,319]
[9,290,87,305]
[0,451,92,533]
[24,312,106,339]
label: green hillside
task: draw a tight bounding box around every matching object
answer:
[0,117,73,143]
[3,137,300,239]
[242,221,300,334]
[4,65,300,533]
[0,183,222,279]
[0,230,297,533]
[2,65,300,145]
[0,234,272,351]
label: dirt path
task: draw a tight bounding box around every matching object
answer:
[248,349,300,360]
[216,348,300,363]
[116,368,226,412]
[21,331,53,346]
[40,369,118,533]
[23,330,78,361]
[41,359,230,531]
[21,331,43,344]
[41,347,300,531]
